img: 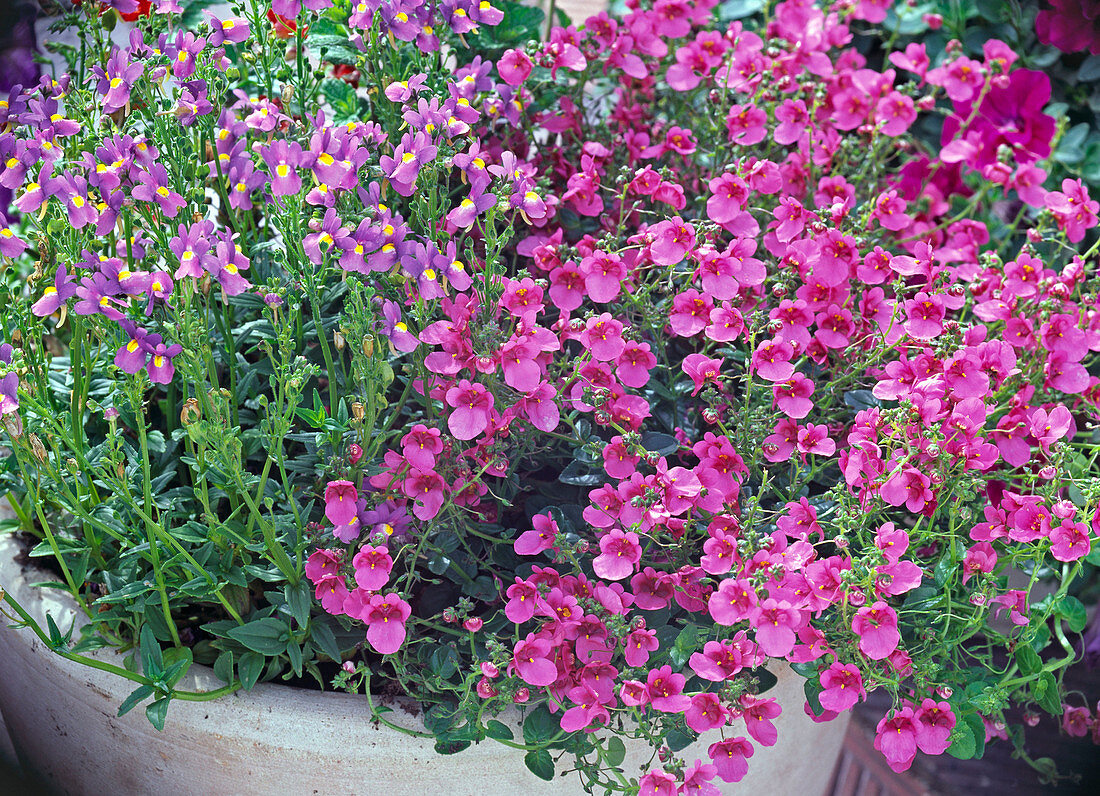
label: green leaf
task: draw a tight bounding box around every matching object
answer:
[754,667,779,694]
[718,0,765,21]
[605,736,626,768]
[1033,672,1062,715]
[310,620,343,663]
[804,678,825,717]
[522,706,556,745]
[162,647,193,687]
[140,623,164,678]
[1080,55,1100,82]
[117,684,154,717]
[284,582,312,627]
[1015,645,1043,676]
[430,645,459,679]
[434,738,472,755]
[145,697,170,731]
[524,749,554,781]
[226,618,289,655]
[663,726,696,752]
[670,624,700,668]
[947,715,977,759]
[213,651,235,685]
[558,459,605,486]
[484,720,514,741]
[1056,595,1088,633]
[238,652,265,690]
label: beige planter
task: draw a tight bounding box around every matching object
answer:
[0,533,848,795]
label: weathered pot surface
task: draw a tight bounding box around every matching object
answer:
[0,533,848,795]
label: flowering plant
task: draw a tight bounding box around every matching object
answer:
[2,0,1100,792]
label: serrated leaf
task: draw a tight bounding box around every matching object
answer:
[524,749,554,781]
[484,719,514,741]
[522,706,556,745]
[1015,645,1043,676]
[1056,595,1087,633]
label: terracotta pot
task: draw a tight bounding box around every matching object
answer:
[0,534,848,795]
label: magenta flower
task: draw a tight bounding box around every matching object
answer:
[649,217,695,265]
[682,353,723,396]
[685,692,729,733]
[819,663,864,712]
[874,708,918,773]
[352,545,393,591]
[363,593,411,655]
[751,599,801,657]
[592,529,642,581]
[497,48,533,86]
[880,466,933,513]
[402,469,446,521]
[913,699,955,755]
[1036,0,1100,54]
[512,633,558,686]
[645,665,691,713]
[751,339,795,383]
[401,424,442,471]
[445,379,494,440]
[1049,519,1091,561]
[324,480,359,526]
[851,601,901,660]
[707,737,753,783]
[514,513,558,557]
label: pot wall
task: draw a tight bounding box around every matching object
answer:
[0,534,848,795]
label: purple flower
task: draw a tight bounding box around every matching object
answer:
[361,500,413,543]
[0,343,18,415]
[170,221,215,280]
[204,11,251,47]
[379,130,436,197]
[303,209,352,264]
[210,230,251,295]
[31,264,78,317]
[381,300,419,353]
[131,163,186,217]
[167,30,206,81]
[175,79,213,126]
[94,47,144,114]
[262,140,311,197]
[445,187,496,230]
[0,225,27,258]
[74,273,127,321]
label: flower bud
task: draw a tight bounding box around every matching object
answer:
[180,397,201,425]
[29,434,46,463]
[342,660,356,674]
[351,402,365,421]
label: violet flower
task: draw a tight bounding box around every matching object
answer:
[31,264,79,317]
[0,343,18,415]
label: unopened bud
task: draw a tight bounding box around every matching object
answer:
[351,402,365,421]
[363,335,375,357]
[29,434,46,463]
[333,330,345,351]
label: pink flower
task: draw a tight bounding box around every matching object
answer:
[740,694,782,746]
[505,578,539,623]
[617,342,658,388]
[497,48,533,85]
[707,737,753,783]
[512,633,558,686]
[874,707,918,772]
[352,545,393,591]
[682,353,724,396]
[363,593,411,654]
[880,466,933,513]
[685,692,730,732]
[796,424,835,458]
[401,424,443,470]
[645,665,691,713]
[514,513,558,556]
[324,480,358,526]
[624,627,660,667]
[1062,705,1093,737]
[851,601,901,660]
[752,599,801,657]
[819,663,864,712]
[592,529,643,581]
[751,339,796,383]
[904,292,945,339]
[314,575,349,615]
[774,373,815,419]
[1049,519,1091,561]
[445,379,495,439]
[914,699,955,755]
[650,217,696,265]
